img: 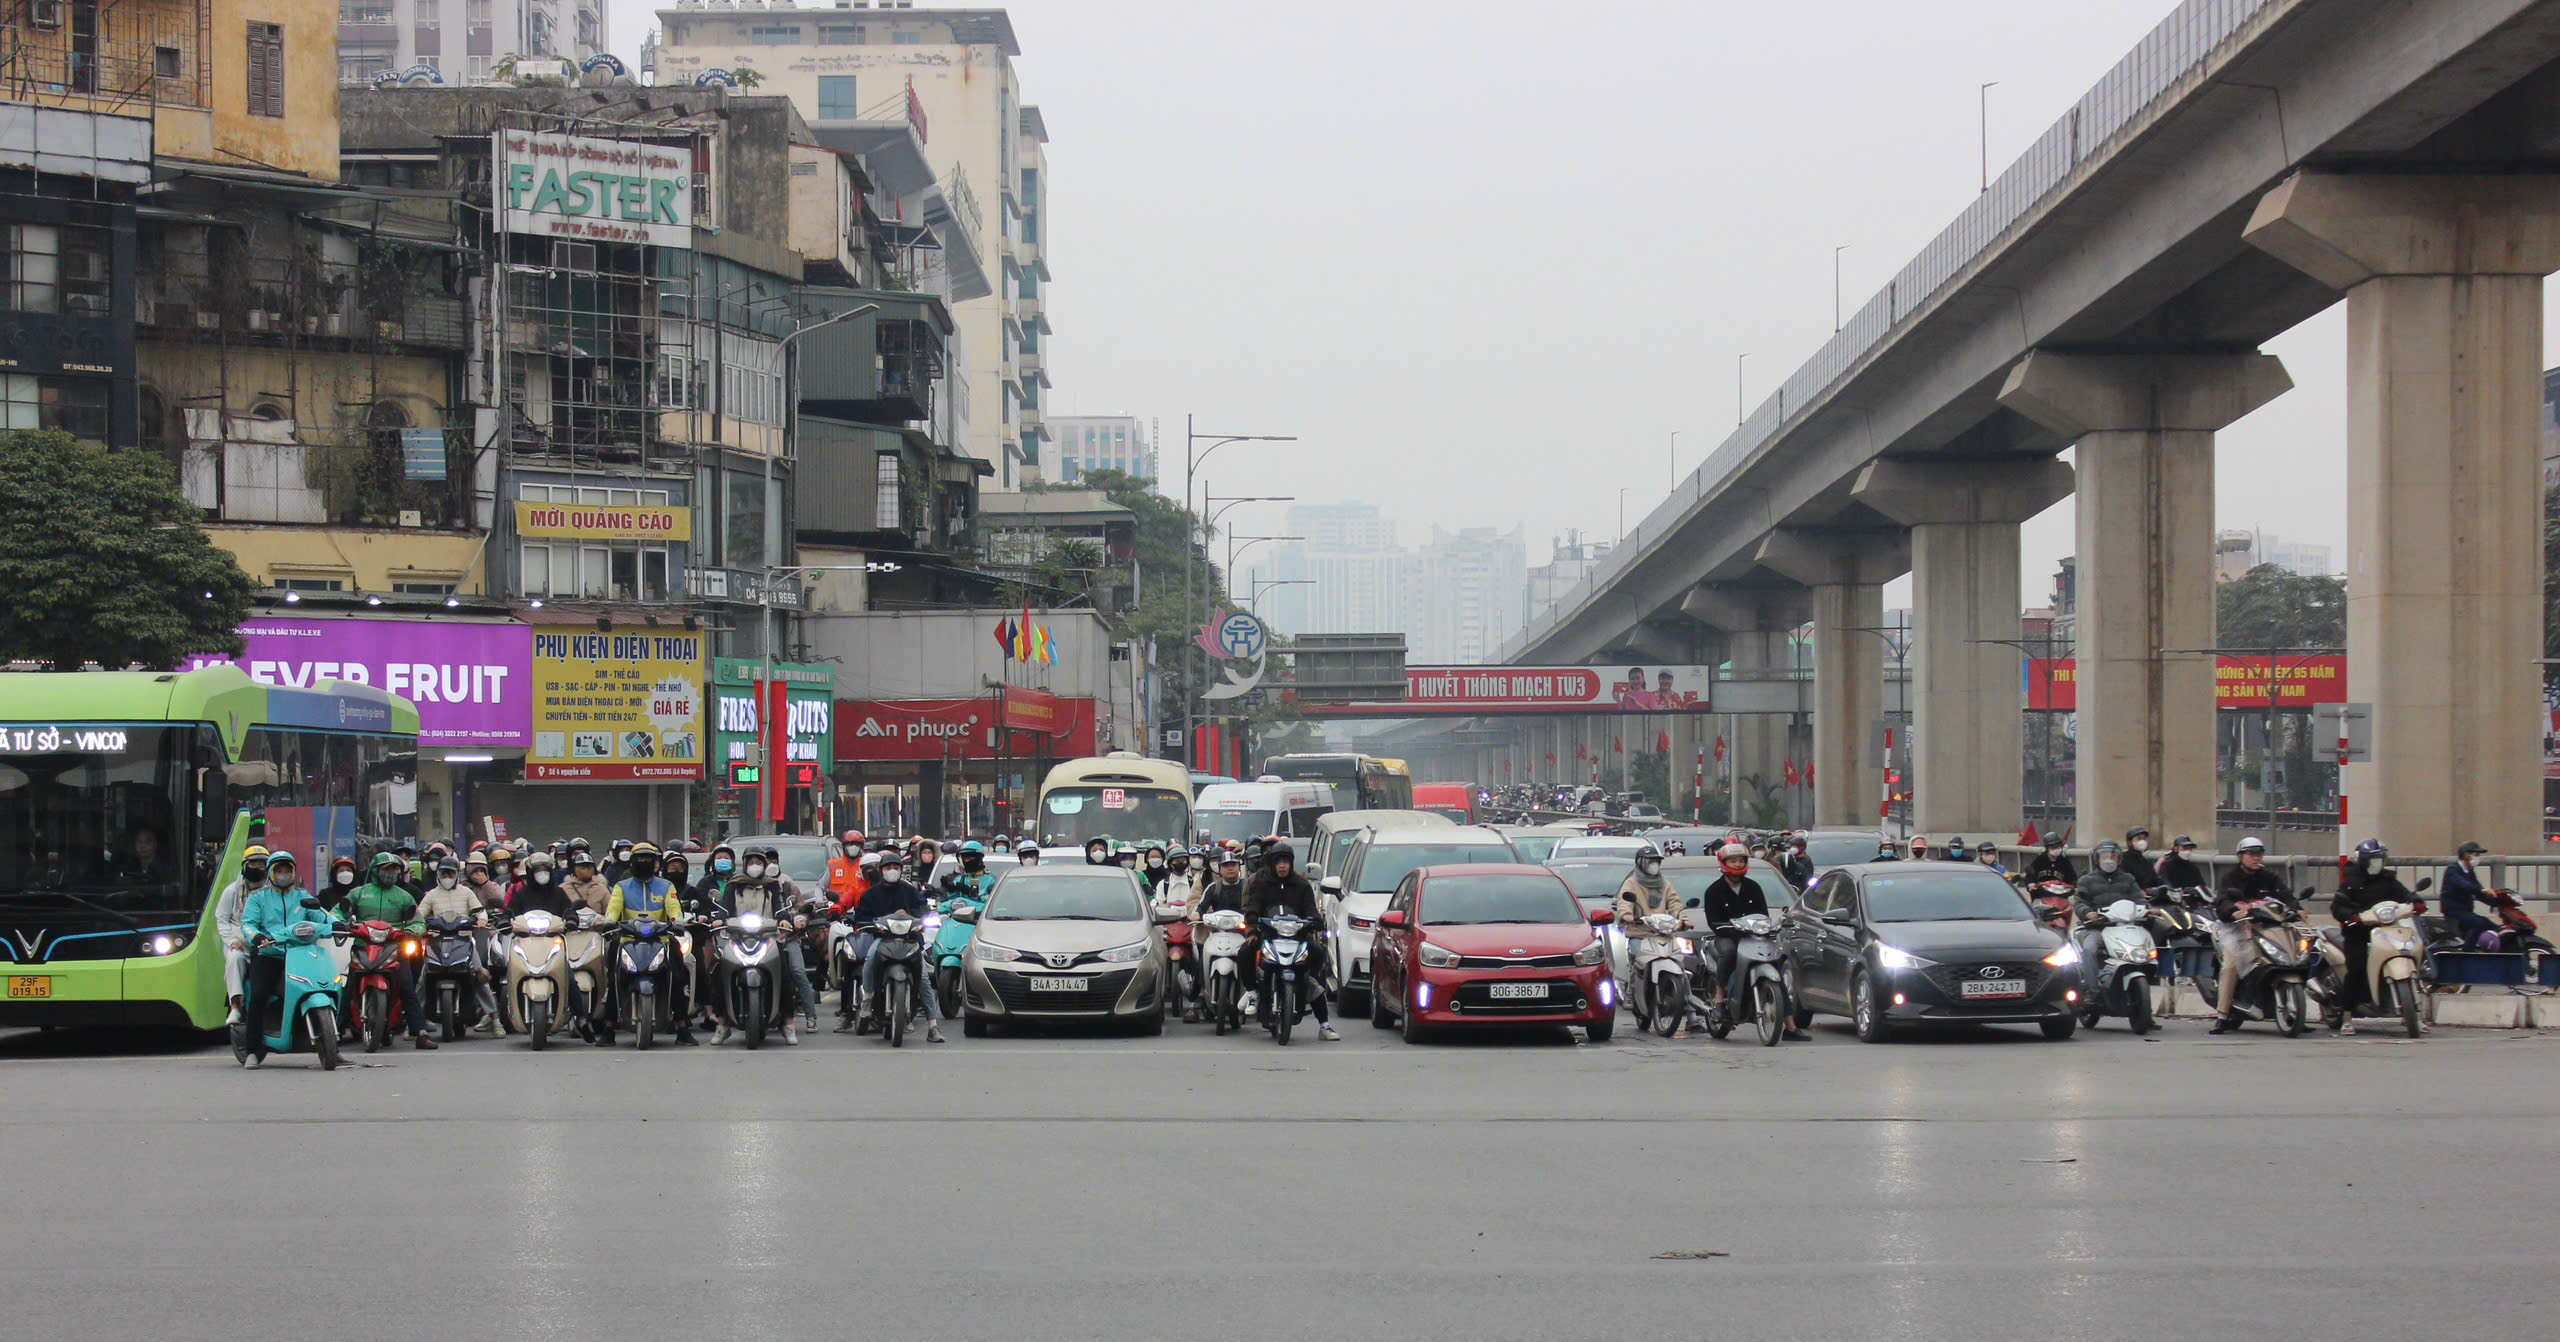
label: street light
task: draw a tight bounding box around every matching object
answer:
[1226,534,1303,599]
[1185,417,1295,764]
[2161,642,2344,833]
[1247,578,1313,611]
[755,559,899,828]
[1844,623,1914,841]
[1970,633,2069,833]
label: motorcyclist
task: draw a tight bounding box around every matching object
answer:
[2121,827,2163,890]
[2024,835,2078,886]
[562,852,613,923]
[844,851,943,1043]
[214,845,271,1027]
[318,854,363,917]
[1084,837,1113,867]
[1614,846,1692,1039]
[1945,837,1971,863]
[1781,837,1814,889]
[825,848,880,916]
[483,847,519,903]
[1016,840,1042,867]
[603,842,698,1047]
[1241,843,1338,1041]
[417,856,499,1031]
[2156,835,2209,891]
[460,853,507,910]
[1906,835,1930,861]
[941,840,998,902]
[2071,840,2144,981]
[1698,842,1770,994]
[696,847,814,1045]
[2440,840,2499,949]
[1113,841,1141,871]
[1975,843,2010,880]
[344,852,438,1049]
[1140,843,1171,893]
[1197,850,1249,920]
[2330,837,2418,1033]
[826,830,866,906]
[505,851,575,918]
[237,850,324,1066]
[2210,836,2293,1034]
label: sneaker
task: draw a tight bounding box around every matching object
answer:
[1783,1029,1811,1042]
[715,1025,733,1044]
[474,1016,498,1035]
[225,998,242,1027]
[1318,1024,1341,1041]
[2209,1015,2241,1035]
[2338,1020,2356,1036]
[411,1034,439,1050]
[925,1025,945,1044]
[783,1023,800,1046]
[833,1019,857,1034]
[591,1030,614,1047]
[1182,1008,1201,1025]
[247,1051,267,1068]
[1671,1027,1690,1041]
[674,1030,700,1046]
[804,1015,819,1032]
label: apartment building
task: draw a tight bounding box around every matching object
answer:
[1048,413,1152,483]
[336,0,609,86]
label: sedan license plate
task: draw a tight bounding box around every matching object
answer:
[1960,977,2027,999]
[7,976,51,999]
[1027,976,1084,992]
[1487,982,1546,1000]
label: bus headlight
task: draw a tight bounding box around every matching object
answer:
[139,929,194,957]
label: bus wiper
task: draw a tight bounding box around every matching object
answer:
[47,889,143,929]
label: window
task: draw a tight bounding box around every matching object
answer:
[1021,210,1037,245]
[1020,167,1038,207]
[874,451,902,530]
[246,22,285,117]
[3,223,109,316]
[391,581,456,596]
[656,349,695,409]
[747,25,802,44]
[272,577,347,593]
[891,30,923,44]
[155,46,182,77]
[816,75,857,120]
[0,375,109,440]
[724,472,765,569]
[818,24,863,44]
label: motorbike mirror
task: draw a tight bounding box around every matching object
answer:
[1378,910,1408,928]
[2415,878,2434,893]
[1587,907,1613,926]
[950,906,979,924]
[298,897,323,909]
[1320,876,1342,893]
[1151,905,1183,925]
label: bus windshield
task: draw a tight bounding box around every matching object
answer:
[1039,787,1190,846]
[1194,808,1276,846]
[0,723,193,908]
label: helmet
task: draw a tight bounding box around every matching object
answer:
[1664,840,1687,856]
[2353,837,2388,860]
[570,851,598,868]
[1217,849,1242,867]
[2092,840,2121,858]
[960,840,985,855]
[858,851,882,869]
[1017,840,1040,857]
[2236,836,2266,855]
[464,853,490,872]
[369,852,403,874]
[434,858,460,876]
[629,842,660,863]
[1267,843,1297,870]
[2042,834,2062,851]
[2458,839,2489,857]
[2172,834,2196,849]
[266,850,298,872]
[758,846,782,862]
[241,844,270,863]
[2125,826,2150,841]
[524,852,555,872]
[1945,837,1969,860]
[1717,842,1749,872]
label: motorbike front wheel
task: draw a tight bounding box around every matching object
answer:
[635,989,656,1051]
[935,964,961,1022]
[1755,977,1786,1047]
[310,1005,341,1070]
[2395,977,2422,1038]
[528,998,551,1050]
[886,976,909,1048]
[439,982,461,1042]
[744,985,768,1050]
[1272,976,1293,1046]
[1652,977,1680,1039]
[364,986,389,1053]
[2274,980,2308,1038]
[2126,974,2155,1035]
[1213,977,1236,1037]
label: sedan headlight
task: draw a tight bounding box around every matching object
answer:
[1096,941,1151,963]
[1874,944,1930,971]
[1416,941,1460,968]
[1572,939,1607,966]
[2044,942,2082,967]
[973,942,1022,963]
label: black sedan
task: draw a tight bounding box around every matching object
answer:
[1777,863,2081,1042]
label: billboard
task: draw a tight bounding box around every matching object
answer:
[837,697,1098,763]
[512,501,692,543]
[709,658,835,776]
[183,618,531,747]
[1317,665,1715,715]
[2024,656,2347,711]
[527,629,705,781]
[494,129,692,247]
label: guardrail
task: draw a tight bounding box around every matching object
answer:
[1504,0,2284,661]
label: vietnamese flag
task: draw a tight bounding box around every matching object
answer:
[993,617,1015,657]
[2019,820,2040,846]
[1713,735,1726,764]
[1784,757,1800,786]
[1656,730,1670,755]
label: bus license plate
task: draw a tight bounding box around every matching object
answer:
[1028,977,1083,991]
[1488,982,1546,1000]
[7,976,51,999]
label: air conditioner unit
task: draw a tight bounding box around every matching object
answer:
[30,0,64,31]
[398,510,424,529]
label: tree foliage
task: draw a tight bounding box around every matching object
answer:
[2215,564,2346,651]
[0,430,258,670]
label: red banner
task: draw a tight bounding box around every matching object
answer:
[2025,656,2347,711]
[1001,685,1062,734]
[836,697,1096,762]
[1301,665,1713,716]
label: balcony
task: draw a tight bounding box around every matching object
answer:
[137,232,472,349]
[795,288,953,427]
[177,419,478,531]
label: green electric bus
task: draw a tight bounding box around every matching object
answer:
[0,665,420,1030]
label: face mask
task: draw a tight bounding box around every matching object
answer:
[243,867,268,885]
[713,858,733,874]
[2132,839,2149,852]
[438,876,457,889]
[1089,850,1107,863]
[633,865,656,880]
[2366,857,2385,875]
[533,871,552,886]
[1022,854,1039,865]
[745,862,766,878]
[2099,857,2119,874]
[335,871,356,887]
[270,870,294,887]
[1147,857,1165,870]
[963,856,984,871]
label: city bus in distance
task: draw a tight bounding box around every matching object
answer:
[1035,753,1194,848]
[0,665,420,1030]
[1261,753,1416,813]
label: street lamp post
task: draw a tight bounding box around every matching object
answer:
[2161,643,2344,834]
[1247,577,1313,611]
[1202,493,1292,604]
[1843,623,1914,840]
[755,560,898,828]
[1184,417,1295,764]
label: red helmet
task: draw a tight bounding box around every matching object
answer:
[1717,842,1749,874]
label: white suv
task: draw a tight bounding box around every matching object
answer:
[1321,826,1518,1015]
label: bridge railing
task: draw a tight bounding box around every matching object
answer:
[1507,0,2284,661]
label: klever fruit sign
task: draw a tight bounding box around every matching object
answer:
[494,129,692,247]
[528,630,704,781]
[836,698,1098,763]
[183,619,531,747]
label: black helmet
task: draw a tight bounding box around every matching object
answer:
[1267,843,1297,871]
[2458,839,2489,857]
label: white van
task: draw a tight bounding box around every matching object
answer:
[1305,808,1456,883]
[1192,779,1336,848]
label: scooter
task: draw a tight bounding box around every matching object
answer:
[419,914,488,1042]
[1154,897,1198,1020]
[829,915,868,1026]
[1623,911,1693,1039]
[2076,898,2159,1034]
[2199,895,2318,1036]
[930,894,982,1022]
[1701,912,1792,1047]
[2028,881,2076,936]
[1200,909,1250,1036]
[2312,879,2432,1038]
[564,909,608,1041]
[343,918,420,1053]
[505,909,573,1049]
[713,911,789,1049]
[477,910,516,1034]
[605,920,680,1049]
[2147,887,2215,986]
[1257,913,1318,1046]
[233,897,348,1070]
[862,912,929,1047]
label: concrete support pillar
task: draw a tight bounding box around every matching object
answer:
[1668,712,1700,820]
[1754,531,1908,828]
[1998,350,2291,852]
[1683,585,1809,826]
[1854,460,2074,841]
[2247,172,2560,855]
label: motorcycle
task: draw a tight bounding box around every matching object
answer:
[505,909,573,1049]
[1257,913,1318,1045]
[2028,881,2076,936]
[829,915,868,1026]
[713,911,790,1049]
[476,910,516,1034]
[1155,896,1198,1020]
[234,897,348,1070]
[861,912,929,1047]
[419,914,488,1042]
[343,918,421,1053]
[1623,911,1694,1039]
[2146,887,2215,985]
[931,894,983,1022]
[1200,909,1250,1036]
[2312,879,2432,1038]
[606,920,680,1049]
[1701,913,1791,1047]
[564,909,608,1040]
[2199,895,2318,1036]
[2076,898,2159,1034]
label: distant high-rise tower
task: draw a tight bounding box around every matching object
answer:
[338,0,609,86]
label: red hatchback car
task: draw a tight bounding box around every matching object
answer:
[1367,863,1617,1043]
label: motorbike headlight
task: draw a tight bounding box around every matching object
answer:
[402,940,420,956]
[973,942,1022,963]
[1874,944,1930,971]
[1417,941,1460,968]
[1573,939,1608,966]
[1097,941,1151,963]
[2044,942,2081,967]
[734,914,768,933]
[1672,936,1695,955]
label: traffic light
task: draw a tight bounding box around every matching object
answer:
[782,762,820,788]
[727,762,763,788]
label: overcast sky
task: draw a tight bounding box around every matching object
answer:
[610,0,2560,614]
